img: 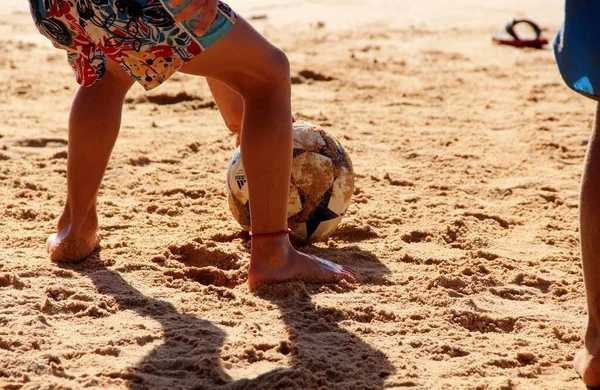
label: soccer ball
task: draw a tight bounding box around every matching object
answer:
[226,121,354,244]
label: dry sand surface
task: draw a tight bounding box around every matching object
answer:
[0,0,595,389]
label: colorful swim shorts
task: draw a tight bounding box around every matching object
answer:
[29,0,236,90]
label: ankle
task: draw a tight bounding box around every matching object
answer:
[249,235,293,269]
[56,207,98,239]
[586,320,600,347]
[249,228,291,239]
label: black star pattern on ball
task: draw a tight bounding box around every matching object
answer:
[305,188,340,238]
[335,142,352,170]
[293,148,306,158]
[317,137,351,171]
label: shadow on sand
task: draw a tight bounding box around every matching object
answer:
[64,243,394,389]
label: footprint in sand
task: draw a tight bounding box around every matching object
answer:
[161,240,245,288]
[15,138,67,148]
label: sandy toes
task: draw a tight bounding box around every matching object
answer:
[47,232,101,263]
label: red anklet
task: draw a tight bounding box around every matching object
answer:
[249,228,292,239]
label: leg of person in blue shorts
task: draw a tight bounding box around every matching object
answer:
[555,1,600,385]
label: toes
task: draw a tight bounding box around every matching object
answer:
[339,272,356,282]
[341,265,358,278]
[342,265,356,275]
[339,266,357,282]
[46,233,58,254]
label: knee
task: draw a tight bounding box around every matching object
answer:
[242,47,290,95]
[265,48,290,86]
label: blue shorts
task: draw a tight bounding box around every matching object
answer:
[555,1,600,100]
[29,0,236,90]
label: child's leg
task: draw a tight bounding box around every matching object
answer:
[179,17,356,287]
[575,102,600,386]
[206,78,243,146]
[47,59,134,262]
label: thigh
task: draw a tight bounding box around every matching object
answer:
[178,16,290,94]
[102,58,136,90]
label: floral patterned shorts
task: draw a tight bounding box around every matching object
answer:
[29,0,236,90]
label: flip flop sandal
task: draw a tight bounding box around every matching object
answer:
[492,18,548,49]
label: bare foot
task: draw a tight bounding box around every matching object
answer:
[47,229,101,263]
[575,344,600,387]
[248,236,357,289]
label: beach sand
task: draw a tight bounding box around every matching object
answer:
[0,0,592,389]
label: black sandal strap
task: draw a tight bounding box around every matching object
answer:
[505,18,542,41]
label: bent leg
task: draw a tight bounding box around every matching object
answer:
[206,78,243,146]
[48,60,134,262]
[575,102,600,386]
[179,17,356,287]
[181,16,294,237]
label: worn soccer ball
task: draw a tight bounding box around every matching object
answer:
[226,121,354,244]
